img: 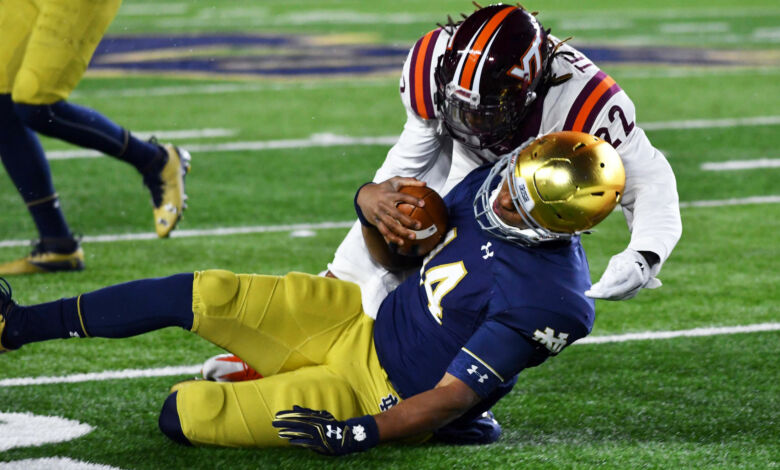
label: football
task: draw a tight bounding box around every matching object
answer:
[395,185,448,256]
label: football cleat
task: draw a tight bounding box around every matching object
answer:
[0,277,18,352]
[433,411,502,445]
[0,238,84,275]
[145,141,191,238]
[202,353,262,382]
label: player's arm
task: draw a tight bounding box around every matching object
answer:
[584,93,681,300]
[272,373,480,455]
[374,372,479,441]
[357,176,427,271]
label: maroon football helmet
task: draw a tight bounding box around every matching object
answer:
[434,5,553,151]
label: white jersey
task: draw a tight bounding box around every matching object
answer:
[329,29,682,317]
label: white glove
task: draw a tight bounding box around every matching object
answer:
[585,248,662,301]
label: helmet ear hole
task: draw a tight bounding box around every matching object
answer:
[591,192,604,196]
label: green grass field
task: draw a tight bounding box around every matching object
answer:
[1,1,779,469]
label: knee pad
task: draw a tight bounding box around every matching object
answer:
[197,270,240,308]
[158,392,192,446]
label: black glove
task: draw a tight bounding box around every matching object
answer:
[273,406,379,456]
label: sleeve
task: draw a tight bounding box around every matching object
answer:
[596,94,682,270]
[553,64,682,270]
[446,320,540,398]
[372,27,452,189]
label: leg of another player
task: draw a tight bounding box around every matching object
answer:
[0,274,195,351]
[12,0,190,238]
[160,366,361,447]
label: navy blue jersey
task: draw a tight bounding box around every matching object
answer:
[374,165,595,399]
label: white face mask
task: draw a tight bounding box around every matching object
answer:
[473,152,572,246]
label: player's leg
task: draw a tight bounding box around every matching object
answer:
[0,0,82,274]
[191,270,365,376]
[159,366,363,447]
[0,274,194,352]
[11,0,190,238]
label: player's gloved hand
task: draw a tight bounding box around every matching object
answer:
[585,248,662,301]
[355,177,426,246]
[273,406,379,456]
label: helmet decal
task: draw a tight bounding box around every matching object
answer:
[457,6,515,91]
[410,28,444,120]
[507,22,543,85]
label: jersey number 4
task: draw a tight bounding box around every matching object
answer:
[423,261,467,324]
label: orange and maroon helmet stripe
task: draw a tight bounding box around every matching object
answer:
[409,28,442,120]
[458,5,516,91]
[563,71,622,133]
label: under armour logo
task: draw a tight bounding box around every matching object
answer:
[533,327,570,354]
[467,364,489,383]
[481,242,494,259]
[326,425,342,439]
[352,424,367,442]
[69,331,80,338]
[379,393,399,412]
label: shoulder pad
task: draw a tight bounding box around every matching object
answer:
[400,28,450,120]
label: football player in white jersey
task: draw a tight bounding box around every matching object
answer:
[203,4,682,445]
[327,4,681,315]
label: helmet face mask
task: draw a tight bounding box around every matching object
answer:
[434,5,551,152]
[474,131,627,246]
[436,79,523,151]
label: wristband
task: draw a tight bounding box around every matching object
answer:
[344,414,380,450]
[354,182,374,227]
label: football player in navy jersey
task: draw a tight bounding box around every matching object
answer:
[0,0,191,275]
[0,131,625,454]
[200,2,682,444]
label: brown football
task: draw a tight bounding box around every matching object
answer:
[395,185,448,256]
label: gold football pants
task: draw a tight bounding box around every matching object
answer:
[0,0,121,103]
[177,270,402,447]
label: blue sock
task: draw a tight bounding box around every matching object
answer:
[13,100,166,175]
[1,273,194,349]
[0,94,70,239]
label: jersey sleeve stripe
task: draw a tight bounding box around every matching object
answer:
[564,71,618,132]
[462,347,505,382]
[410,29,441,120]
[580,81,622,134]
[458,6,515,90]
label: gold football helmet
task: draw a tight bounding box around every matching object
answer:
[474,131,626,245]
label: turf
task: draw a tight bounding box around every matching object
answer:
[1,1,779,468]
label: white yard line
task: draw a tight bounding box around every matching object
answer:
[1,322,777,388]
[678,195,780,208]
[0,195,777,249]
[701,158,780,171]
[72,79,392,99]
[44,115,780,160]
[0,221,354,248]
[641,115,780,131]
[46,133,398,160]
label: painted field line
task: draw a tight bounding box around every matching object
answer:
[0,221,355,248]
[47,133,399,160]
[701,158,780,171]
[678,195,780,208]
[577,322,780,345]
[46,128,238,160]
[73,78,392,99]
[1,195,778,249]
[45,115,780,160]
[642,115,780,131]
[1,323,777,388]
